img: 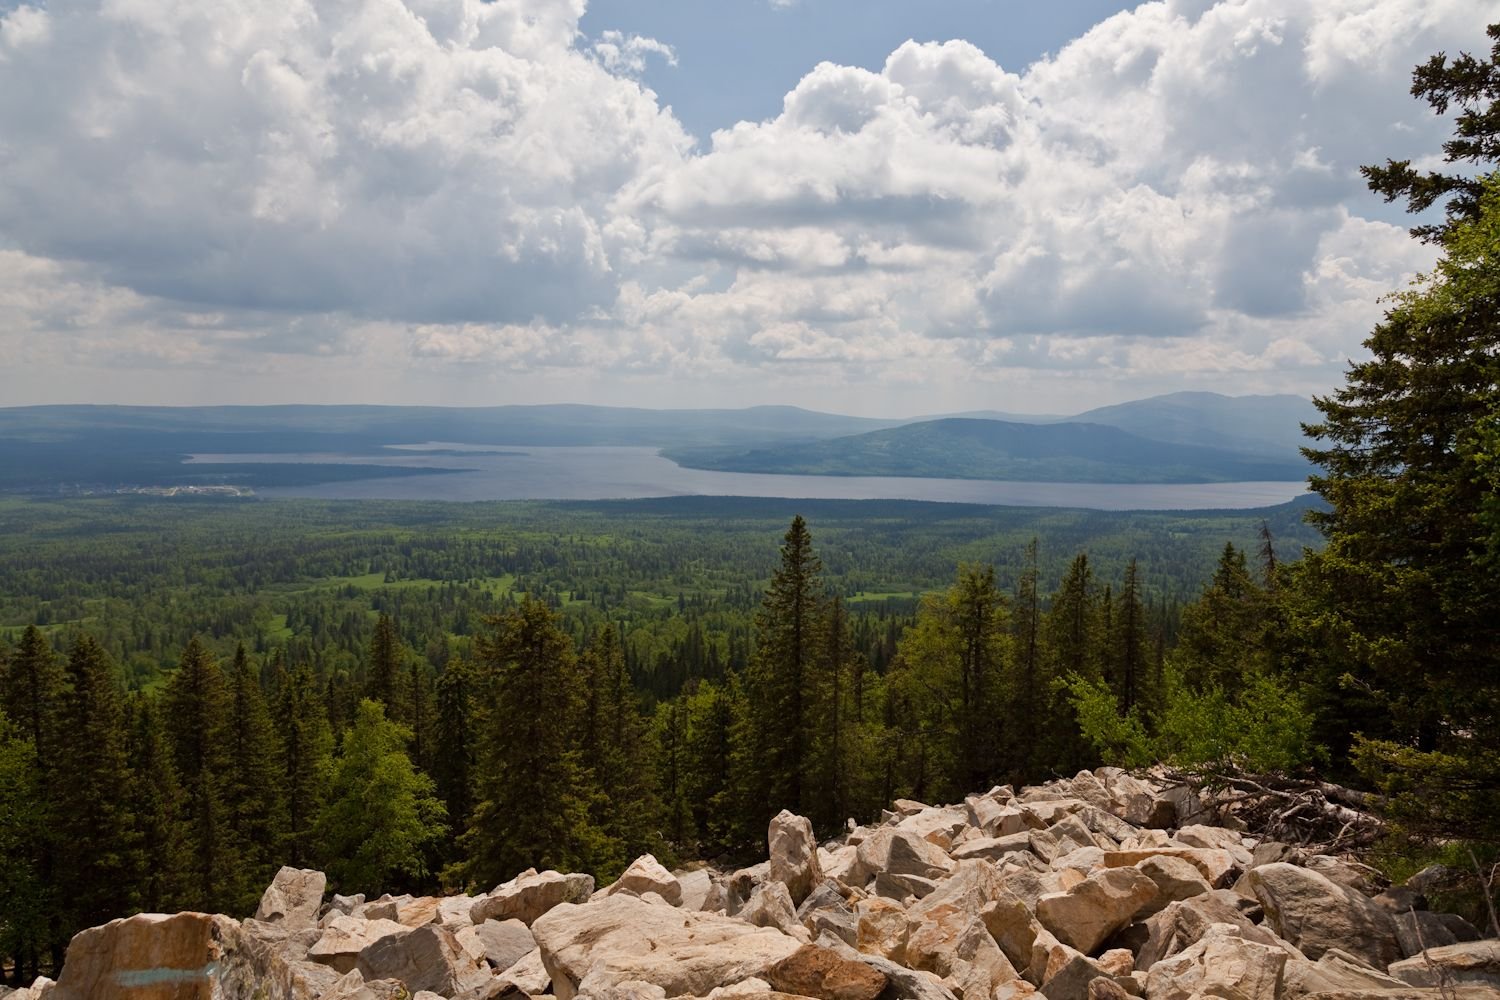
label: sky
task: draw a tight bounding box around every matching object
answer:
[0,0,1494,416]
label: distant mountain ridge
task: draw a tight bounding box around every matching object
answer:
[1062,392,1318,457]
[0,392,1317,490]
[664,417,1312,484]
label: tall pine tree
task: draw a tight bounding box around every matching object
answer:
[741,516,825,830]
[459,598,606,886]
[432,657,476,863]
[579,624,662,875]
[126,696,191,914]
[164,637,239,911]
[224,645,287,911]
[276,661,333,867]
[53,636,137,939]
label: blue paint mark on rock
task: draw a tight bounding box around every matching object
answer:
[115,960,218,986]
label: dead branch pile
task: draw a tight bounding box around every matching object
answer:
[1163,766,1386,854]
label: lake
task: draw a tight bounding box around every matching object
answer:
[187,445,1309,511]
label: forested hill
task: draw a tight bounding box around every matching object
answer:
[0,404,900,492]
[1065,392,1319,457]
[0,395,1314,492]
[665,418,1313,483]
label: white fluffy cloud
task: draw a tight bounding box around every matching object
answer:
[0,0,1493,409]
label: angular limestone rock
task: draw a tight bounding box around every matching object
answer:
[472,917,537,972]
[309,914,409,974]
[767,944,889,1000]
[531,892,803,1000]
[1388,941,1500,988]
[740,880,811,941]
[855,897,911,963]
[607,854,683,906]
[1136,891,1277,970]
[850,828,955,888]
[677,868,724,912]
[255,867,328,930]
[894,807,971,852]
[951,834,1034,863]
[1036,867,1158,954]
[470,868,596,926]
[1248,863,1400,969]
[1283,948,1410,995]
[436,894,477,928]
[1101,848,1237,888]
[1028,816,1100,865]
[769,811,825,907]
[355,924,491,996]
[1135,855,1211,916]
[51,911,321,1000]
[1143,923,1286,1000]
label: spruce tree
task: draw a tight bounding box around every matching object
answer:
[0,710,44,987]
[743,516,825,826]
[126,696,191,914]
[813,596,860,829]
[53,636,137,937]
[406,657,435,774]
[889,565,1010,801]
[1290,171,1500,835]
[579,624,661,872]
[1045,553,1097,679]
[948,565,1010,791]
[682,679,736,853]
[654,694,693,848]
[459,597,606,886]
[164,637,238,911]
[1010,539,1043,778]
[276,662,333,867]
[1362,23,1500,241]
[432,658,476,862]
[1174,544,1268,693]
[365,614,409,723]
[1111,560,1150,714]
[224,645,287,911]
[0,626,63,972]
[3,625,64,761]
[1042,553,1101,773]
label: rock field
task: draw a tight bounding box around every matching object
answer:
[7,767,1499,1000]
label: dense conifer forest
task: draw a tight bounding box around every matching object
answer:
[0,494,1320,978]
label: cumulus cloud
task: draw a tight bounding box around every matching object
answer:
[0,0,1495,410]
[0,0,689,330]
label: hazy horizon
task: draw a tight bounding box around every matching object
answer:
[2,0,1495,413]
[0,389,1309,423]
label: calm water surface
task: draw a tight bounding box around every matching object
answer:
[187,445,1309,511]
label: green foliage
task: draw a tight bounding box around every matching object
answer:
[0,710,45,978]
[1291,174,1500,837]
[886,565,1011,801]
[742,515,825,829]
[1068,665,1321,776]
[365,613,409,724]
[432,656,477,866]
[163,637,239,911]
[127,697,192,913]
[276,661,333,867]
[1361,23,1500,241]
[315,700,446,895]
[458,598,610,887]
[224,645,289,912]
[52,636,138,934]
[1065,674,1154,769]
[579,625,664,877]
